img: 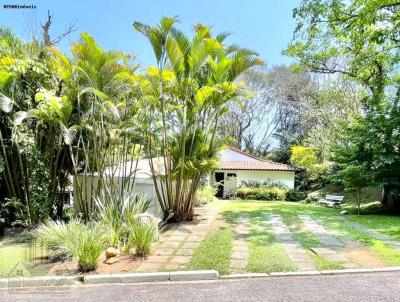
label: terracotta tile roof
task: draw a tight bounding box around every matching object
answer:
[219,148,296,171]
[219,160,295,171]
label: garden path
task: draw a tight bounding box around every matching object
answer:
[335,216,400,250]
[229,214,250,273]
[137,201,226,272]
[298,215,357,269]
[266,214,316,271]
[298,215,343,247]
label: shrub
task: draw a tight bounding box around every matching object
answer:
[239,179,287,189]
[125,219,159,256]
[95,190,151,250]
[237,186,288,201]
[196,185,217,205]
[35,219,81,259]
[70,224,109,272]
[96,190,159,256]
[285,189,307,202]
[35,219,109,272]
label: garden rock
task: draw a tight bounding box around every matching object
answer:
[105,256,120,264]
[105,247,119,258]
[340,210,348,215]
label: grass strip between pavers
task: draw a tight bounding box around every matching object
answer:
[186,227,233,275]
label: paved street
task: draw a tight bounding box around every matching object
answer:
[1,272,399,302]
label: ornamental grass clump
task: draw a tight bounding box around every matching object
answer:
[95,188,158,256]
[35,219,109,272]
[125,219,159,257]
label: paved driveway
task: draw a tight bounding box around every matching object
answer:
[1,272,399,302]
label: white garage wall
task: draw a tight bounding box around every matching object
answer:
[73,175,163,217]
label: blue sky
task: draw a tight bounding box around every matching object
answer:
[0,0,299,67]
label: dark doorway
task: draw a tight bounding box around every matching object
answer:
[215,172,224,198]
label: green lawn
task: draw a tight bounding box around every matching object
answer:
[2,200,400,277]
[219,200,400,272]
[0,234,50,278]
[349,215,400,241]
[186,227,233,275]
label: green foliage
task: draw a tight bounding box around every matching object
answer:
[135,17,263,221]
[125,219,158,256]
[331,96,400,209]
[291,146,319,172]
[286,0,400,91]
[237,186,288,201]
[286,0,400,210]
[285,189,307,202]
[290,145,330,191]
[35,219,109,272]
[0,27,144,225]
[195,185,217,205]
[239,179,287,189]
[237,184,306,202]
[95,189,158,256]
[337,165,373,214]
[72,224,109,272]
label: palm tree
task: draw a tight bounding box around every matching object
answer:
[0,30,143,224]
[134,17,264,221]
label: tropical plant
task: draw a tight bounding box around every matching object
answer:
[195,185,217,205]
[134,17,263,221]
[95,188,151,251]
[0,27,143,225]
[35,219,109,272]
[125,219,159,256]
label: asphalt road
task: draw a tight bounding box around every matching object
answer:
[1,272,400,302]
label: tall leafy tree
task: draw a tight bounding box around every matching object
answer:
[0,28,142,224]
[286,0,400,208]
[134,17,263,221]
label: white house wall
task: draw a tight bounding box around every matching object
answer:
[214,170,295,189]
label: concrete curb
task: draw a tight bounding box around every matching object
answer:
[320,268,374,275]
[221,273,270,279]
[170,270,219,281]
[270,271,321,277]
[223,266,400,279]
[6,276,80,288]
[84,270,219,284]
[84,272,170,284]
[371,266,400,272]
[2,266,400,288]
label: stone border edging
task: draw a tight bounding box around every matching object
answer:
[0,270,219,288]
[0,275,81,288]
[221,266,400,279]
[2,267,400,288]
[84,270,219,284]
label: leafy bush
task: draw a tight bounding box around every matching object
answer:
[237,186,288,201]
[285,189,307,202]
[95,190,158,256]
[196,185,217,205]
[239,179,287,189]
[71,224,109,272]
[35,219,109,272]
[125,219,159,256]
[95,190,151,249]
